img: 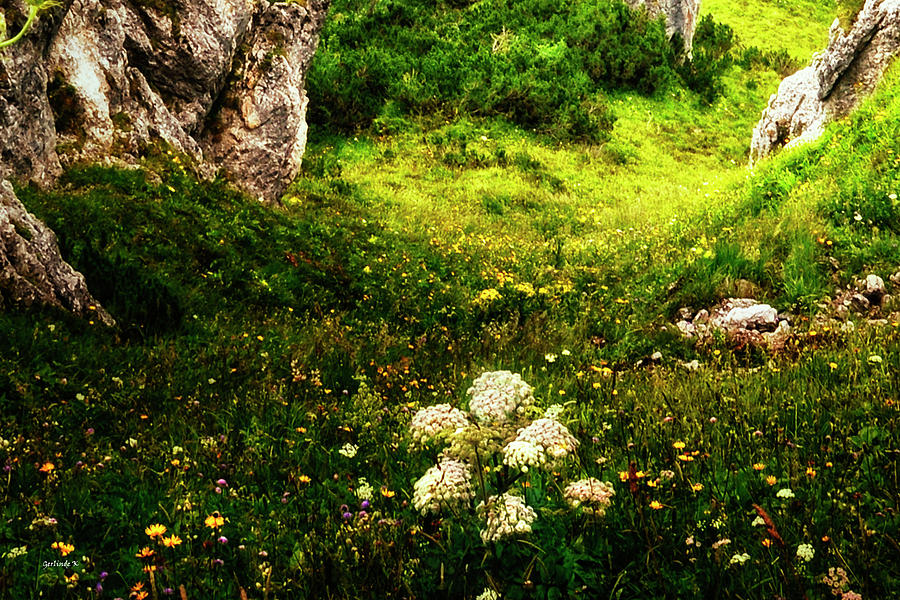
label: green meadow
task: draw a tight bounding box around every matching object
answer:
[2,0,899,598]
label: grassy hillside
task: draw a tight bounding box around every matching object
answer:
[2,1,899,599]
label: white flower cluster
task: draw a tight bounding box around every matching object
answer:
[1,546,27,559]
[409,404,469,444]
[502,440,546,473]
[339,443,358,458]
[475,588,499,600]
[356,477,373,501]
[467,371,534,422]
[776,488,795,499]
[729,552,751,566]
[477,492,537,543]
[796,543,815,562]
[412,458,474,515]
[543,403,564,419]
[563,478,615,517]
[515,418,579,464]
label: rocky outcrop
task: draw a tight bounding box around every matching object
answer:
[200,1,325,201]
[750,0,900,164]
[625,0,700,54]
[0,2,62,187]
[0,0,329,201]
[0,180,114,325]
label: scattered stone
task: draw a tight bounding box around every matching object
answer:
[676,320,696,337]
[750,0,900,163]
[0,180,113,325]
[651,351,663,361]
[680,359,701,371]
[862,274,886,305]
[677,306,694,321]
[850,293,871,313]
[716,302,778,332]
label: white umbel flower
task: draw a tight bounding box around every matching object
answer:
[477,492,537,543]
[338,443,358,458]
[515,418,579,465]
[502,440,546,473]
[543,403,564,419]
[409,404,469,444]
[796,543,814,562]
[467,371,534,422]
[563,478,615,517]
[412,458,474,515]
[475,588,499,600]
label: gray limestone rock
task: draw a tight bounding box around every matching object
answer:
[750,0,900,164]
[625,0,701,54]
[0,0,63,186]
[0,179,114,325]
[862,273,886,305]
[200,0,328,201]
[0,0,329,202]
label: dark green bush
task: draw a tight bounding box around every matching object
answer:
[677,14,735,104]
[308,0,703,141]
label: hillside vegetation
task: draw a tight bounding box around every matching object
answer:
[2,1,899,599]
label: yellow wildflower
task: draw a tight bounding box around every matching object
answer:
[204,512,225,528]
[145,524,167,538]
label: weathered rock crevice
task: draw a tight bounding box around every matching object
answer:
[750,0,900,164]
[0,0,329,201]
[0,0,328,322]
[0,180,114,325]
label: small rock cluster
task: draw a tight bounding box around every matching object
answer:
[675,297,791,350]
[673,271,900,355]
[833,273,898,319]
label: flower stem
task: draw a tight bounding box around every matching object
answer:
[0,6,39,50]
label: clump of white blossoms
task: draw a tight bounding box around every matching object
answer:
[467,371,534,422]
[563,478,615,517]
[475,588,499,600]
[413,457,474,515]
[409,403,469,444]
[515,417,579,466]
[543,403,565,419]
[338,443,358,458]
[796,543,815,562]
[356,477,374,501]
[477,492,537,543]
[776,488,795,499]
[502,440,546,473]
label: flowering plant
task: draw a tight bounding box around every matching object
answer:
[408,371,614,550]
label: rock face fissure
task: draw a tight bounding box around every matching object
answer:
[0,0,327,321]
[0,180,114,325]
[750,0,900,164]
[625,0,700,54]
[0,0,329,201]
